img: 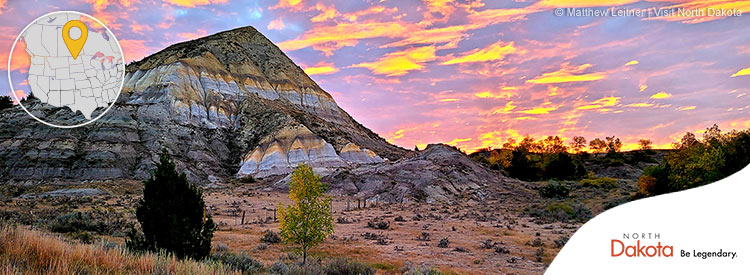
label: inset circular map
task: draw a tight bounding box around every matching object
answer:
[8,11,125,128]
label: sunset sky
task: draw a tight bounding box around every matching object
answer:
[1,0,749,152]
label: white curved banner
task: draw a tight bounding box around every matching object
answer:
[547,166,750,274]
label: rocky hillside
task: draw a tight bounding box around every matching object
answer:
[325,144,534,204]
[0,26,404,184]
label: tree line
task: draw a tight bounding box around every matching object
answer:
[472,134,648,181]
[637,125,750,197]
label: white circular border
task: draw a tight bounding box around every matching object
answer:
[8,10,126,129]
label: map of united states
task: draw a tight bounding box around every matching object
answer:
[22,13,123,119]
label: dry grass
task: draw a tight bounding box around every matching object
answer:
[0,224,239,275]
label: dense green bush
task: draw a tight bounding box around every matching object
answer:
[507,150,542,181]
[629,150,656,164]
[543,153,585,180]
[638,126,750,197]
[127,150,216,260]
[506,150,585,181]
[580,177,617,189]
[539,182,570,199]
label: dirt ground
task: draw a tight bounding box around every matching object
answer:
[206,184,580,274]
[0,180,585,274]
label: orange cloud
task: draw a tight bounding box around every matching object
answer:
[130,23,153,34]
[3,39,29,72]
[88,11,122,30]
[163,0,228,8]
[576,96,620,110]
[311,2,338,23]
[526,63,607,84]
[424,0,455,17]
[351,46,437,76]
[279,3,539,55]
[158,14,176,29]
[119,39,158,62]
[278,22,409,55]
[475,88,517,100]
[624,60,639,66]
[519,106,557,115]
[442,41,520,65]
[387,129,406,143]
[84,0,109,12]
[381,24,469,49]
[651,92,672,99]
[466,5,541,25]
[304,62,339,75]
[535,0,638,8]
[446,137,472,146]
[639,84,648,92]
[268,18,285,30]
[731,67,750,77]
[177,29,207,40]
[0,0,6,14]
[270,0,303,10]
[343,6,398,22]
[491,101,517,114]
[422,0,456,25]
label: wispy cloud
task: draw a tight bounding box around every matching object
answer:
[526,63,607,84]
[442,41,520,65]
[304,62,339,75]
[351,46,437,76]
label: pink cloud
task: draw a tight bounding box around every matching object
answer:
[176,29,208,41]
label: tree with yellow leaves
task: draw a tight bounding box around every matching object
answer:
[278,164,334,265]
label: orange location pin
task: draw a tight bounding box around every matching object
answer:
[62,20,88,59]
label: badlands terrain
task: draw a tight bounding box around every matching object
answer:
[0,26,662,274]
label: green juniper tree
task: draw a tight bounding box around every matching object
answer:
[127,150,216,260]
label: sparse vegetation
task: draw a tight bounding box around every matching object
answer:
[268,254,375,275]
[526,201,593,223]
[261,230,281,244]
[48,212,98,233]
[437,237,450,248]
[208,251,263,274]
[367,217,390,230]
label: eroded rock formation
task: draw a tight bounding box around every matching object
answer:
[0,26,402,184]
